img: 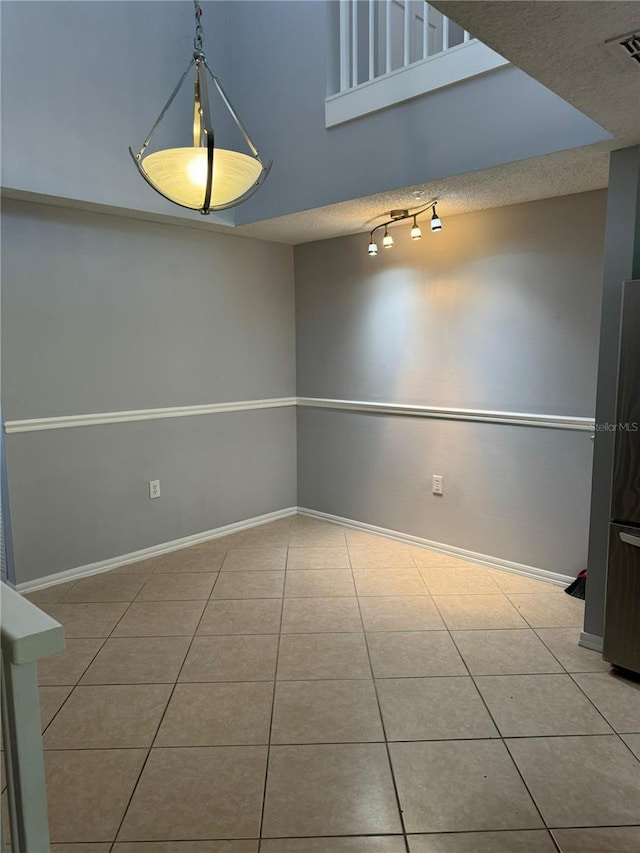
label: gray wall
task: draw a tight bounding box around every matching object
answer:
[1,200,296,584]
[298,408,594,573]
[2,202,295,420]
[5,410,296,583]
[296,191,606,574]
[586,146,640,639]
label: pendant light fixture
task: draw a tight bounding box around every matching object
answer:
[129,1,271,214]
[367,201,441,256]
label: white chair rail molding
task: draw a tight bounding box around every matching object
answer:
[3,396,596,435]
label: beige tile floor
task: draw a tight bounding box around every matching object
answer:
[16,515,640,852]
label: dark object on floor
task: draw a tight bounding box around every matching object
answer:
[565,569,587,600]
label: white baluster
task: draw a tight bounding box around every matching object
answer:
[352,0,358,87]
[403,0,411,66]
[339,0,350,91]
[385,0,392,73]
[369,0,375,79]
[423,2,430,58]
[443,14,450,51]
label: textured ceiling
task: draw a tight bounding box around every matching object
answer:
[429,1,640,145]
[236,0,638,245]
[235,145,609,244]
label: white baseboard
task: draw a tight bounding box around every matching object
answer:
[16,507,298,594]
[17,503,574,595]
[579,631,604,653]
[297,507,573,587]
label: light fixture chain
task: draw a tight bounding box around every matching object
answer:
[194,0,204,52]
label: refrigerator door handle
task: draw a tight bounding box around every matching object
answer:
[620,532,640,549]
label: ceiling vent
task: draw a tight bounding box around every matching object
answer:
[606,31,640,69]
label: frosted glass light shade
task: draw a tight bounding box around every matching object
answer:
[142,147,262,209]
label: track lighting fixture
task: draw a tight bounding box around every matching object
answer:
[130,0,271,214]
[367,201,441,256]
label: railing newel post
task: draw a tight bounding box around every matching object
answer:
[1,582,65,851]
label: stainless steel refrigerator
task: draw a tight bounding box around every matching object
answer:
[603,280,640,674]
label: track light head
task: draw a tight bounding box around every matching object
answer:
[368,240,378,256]
[382,227,394,248]
[431,206,442,232]
[411,215,422,240]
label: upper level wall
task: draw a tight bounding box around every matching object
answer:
[0,1,236,226]
[230,0,610,225]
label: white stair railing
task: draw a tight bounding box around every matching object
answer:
[337,0,471,94]
[1,583,65,852]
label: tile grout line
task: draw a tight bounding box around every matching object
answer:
[37,570,155,737]
[548,828,564,853]
[107,538,234,852]
[349,535,412,853]
[37,576,157,744]
[45,573,169,852]
[37,730,638,750]
[503,736,564,844]
[431,594,553,836]
[497,596,640,760]
[43,625,596,636]
[38,635,109,738]
[564,671,640,764]
[530,625,601,672]
[38,581,144,724]
[432,586,592,842]
[531,628,640,762]
[43,593,583,606]
[255,523,290,851]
